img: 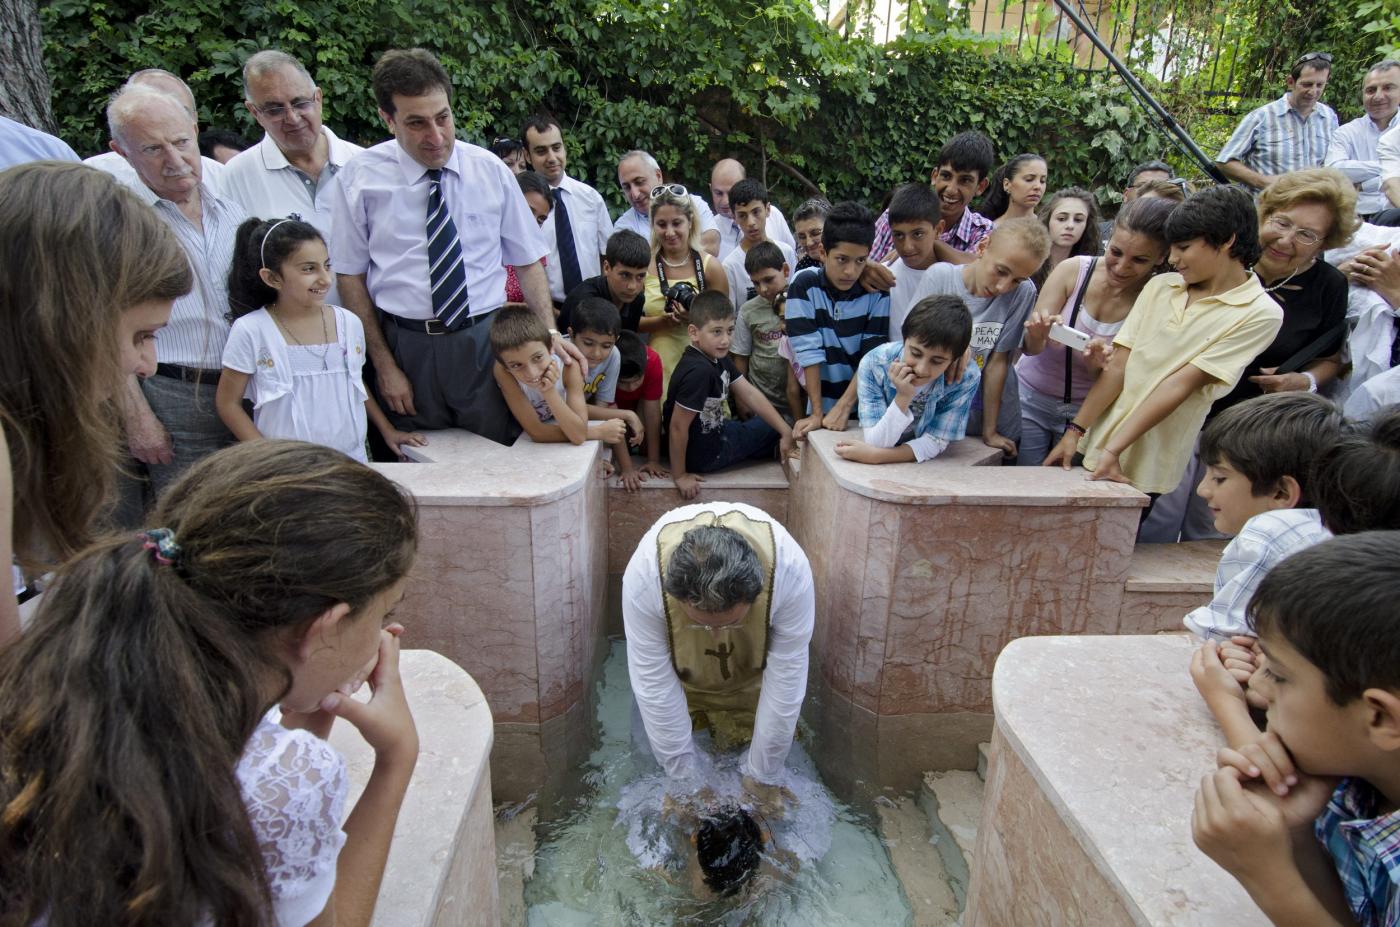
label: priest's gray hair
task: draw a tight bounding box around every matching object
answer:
[663,525,763,613]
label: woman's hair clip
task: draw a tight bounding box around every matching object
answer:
[141,527,182,567]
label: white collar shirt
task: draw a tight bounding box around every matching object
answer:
[715,201,796,261]
[541,173,613,302]
[1327,113,1400,216]
[329,139,548,320]
[85,149,227,198]
[612,192,719,244]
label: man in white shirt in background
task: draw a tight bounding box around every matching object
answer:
[613,149,721,256]
[709,157,796,260]
[521,114,612,311]
[1328,59,1400,222]
[86,68,227,196]
[221,49,363,305]
[622,502,813,808]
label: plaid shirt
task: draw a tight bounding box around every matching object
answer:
[856,341,980,461]
[1316,777,1400,927]
[1217,95,1339,181]
[871,207,994,263]
[1183,508,1330,641]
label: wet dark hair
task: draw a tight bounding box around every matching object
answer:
[1163,185,1262,266]
[695,803,765,897]
[821,200,875,251]
[605,229,650,269]
[936,131,996,180]
[887,182,940,227]
[227,217,325,319]
[903,295,972,356]
[571,297,621,338]
[372,48,452,116]
[516,169,554,207]
[979,153,1046,219]
[616,330,648,380]
[198,128,250,159]
[728,178,770,211]
[687,290,736,329]
[1249,531,1400,705]
[744,240,786,276]
[1310,407,1400,535]
[1198,392,1342,505]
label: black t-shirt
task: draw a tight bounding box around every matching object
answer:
[663,346,742,466]
[559,274,643,334]
[1211,259,1348,416]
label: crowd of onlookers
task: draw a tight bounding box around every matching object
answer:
[3,41,1400,926]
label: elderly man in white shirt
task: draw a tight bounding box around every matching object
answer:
[85,69,227,196]
[1327,60,1400,221]
[709,158,796,260]
[614,150,721,257]
[622,501,814,806]
[108,85,245,500]
[221,50,363,305]
[520,114,612,307]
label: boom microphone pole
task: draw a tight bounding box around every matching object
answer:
[1048,0,1229,184]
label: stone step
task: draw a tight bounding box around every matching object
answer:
[976,742,990,782]
[494,803,537,927]
[1118,540,1227,634]
[874,795,962,926]
[919,769,984,913]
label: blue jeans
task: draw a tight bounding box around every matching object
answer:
[688,417,780,473]
[1016,382,1080,467]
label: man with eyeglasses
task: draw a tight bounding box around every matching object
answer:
[222,50,363,305]
[623,502,813,808]
[1217,51,1339,190]
[614,150,721,256]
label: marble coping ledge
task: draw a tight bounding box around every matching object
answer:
[804,429,1148,507]
[329,649,495,927]
[605,456,791,491]
[1126,540,1230,593]
[990,634,1268,925]
[370,428,601,507]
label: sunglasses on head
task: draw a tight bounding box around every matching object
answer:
[1293,51,1333,69]
[650,183,688,200]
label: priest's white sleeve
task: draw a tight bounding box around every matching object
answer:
[742,524,815,785]
[622,541,701,780]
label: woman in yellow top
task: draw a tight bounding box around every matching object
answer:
[642,185,728,395]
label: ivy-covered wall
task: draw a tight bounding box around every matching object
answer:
[42,0,1165,215]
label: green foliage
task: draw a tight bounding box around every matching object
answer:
[42,0,1161,214]
[1358,0,1400,59]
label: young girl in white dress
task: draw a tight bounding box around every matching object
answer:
[0,440,420,926]
[217,218,425,463]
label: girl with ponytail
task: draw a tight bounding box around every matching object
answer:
[0,439,420,926]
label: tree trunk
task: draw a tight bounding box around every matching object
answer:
[0,0,57,132]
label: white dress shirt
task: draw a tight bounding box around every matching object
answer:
[721,238,797,311]
[1327,113,1400,216]
[1377,123,1400,210]
[221,127,363,304]
[612,193,719,245]
[715,202,796,260]
[1327,223,1400,391]
[329,139,548,320]
[1345,364,1400,420]
[541,173,612,302]
[85,149,226,197]
[126,181,246,368]
[622,501,813,786]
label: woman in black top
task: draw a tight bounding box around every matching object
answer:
[1212,168,1359,415]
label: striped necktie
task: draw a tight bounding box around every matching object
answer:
[426,169,470,328]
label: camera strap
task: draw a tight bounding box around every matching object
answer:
[1063,257,1097,405]
[655,249,706,294]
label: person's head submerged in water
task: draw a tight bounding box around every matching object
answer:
[694,802,765,897]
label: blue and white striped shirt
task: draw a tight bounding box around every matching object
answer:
[785,267,890,411]
[1216,95,1338,183]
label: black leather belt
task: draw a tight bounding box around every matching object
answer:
[385,308,497,336]
[154,363,222,385]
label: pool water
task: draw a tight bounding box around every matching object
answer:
[523,641,914,926]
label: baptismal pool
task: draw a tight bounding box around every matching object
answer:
[522,641,914,926]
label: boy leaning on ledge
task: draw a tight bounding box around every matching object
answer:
[1193,531,1400,927]
[836,295,980,465]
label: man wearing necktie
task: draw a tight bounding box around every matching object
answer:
[330,49,584,445]
[522,114,613,315]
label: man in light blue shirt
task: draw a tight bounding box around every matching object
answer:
[0,114,78,170]
[1218,52,1338,190]
[1326,60,1400,219]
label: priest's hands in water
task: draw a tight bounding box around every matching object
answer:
[742,774,799,820]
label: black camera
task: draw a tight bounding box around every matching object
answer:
[664,281,698,314]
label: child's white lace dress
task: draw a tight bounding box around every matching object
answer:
[235,714,348,926]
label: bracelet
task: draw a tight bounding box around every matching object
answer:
[548,328,562,338]
[1065,421,1087,436]
[1302,371,1318,393]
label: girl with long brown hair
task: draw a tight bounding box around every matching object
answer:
[0,440,420,925]
[0,161,192,645]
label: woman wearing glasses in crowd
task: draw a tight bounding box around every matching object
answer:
[642,184,729,394]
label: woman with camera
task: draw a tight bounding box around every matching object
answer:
[642,185,729,394]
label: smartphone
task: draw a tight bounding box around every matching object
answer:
[1048,322,1091,352]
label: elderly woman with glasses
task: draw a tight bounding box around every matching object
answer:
[642,184,729,393]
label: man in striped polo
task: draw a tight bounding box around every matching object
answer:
[1217,52,1339,191]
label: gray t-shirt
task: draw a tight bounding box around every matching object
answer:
[911,262,1037,441]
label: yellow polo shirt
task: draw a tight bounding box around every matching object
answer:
[1081,272,1282,494]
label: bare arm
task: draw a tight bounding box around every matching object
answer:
[732,354,750,377]
[1023,258,1078,355]
[668,406,702,499]
[121,375,173,466]
[979,352,1016,457]
[785,369,805,422]
[793,365,825,437]
[215,369,262,442]
[932,239,977,265]
[704,257,729,297]
[1218,160,1274,190]
[701,229,720,258]
[550,362,591,444]
[1043,345,1129,468]
[732,378,795,447]
[338,273,417,418]
[641,399,664,469]
[492,361,578,444]
[1103,362,1214,458]
[1386,176,1400,208]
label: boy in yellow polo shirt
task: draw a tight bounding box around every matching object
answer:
[1044,186,1283,508]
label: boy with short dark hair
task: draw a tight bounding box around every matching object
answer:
[731,242,799,420]
[569,297,647,488]
[664,291,796,499]
[1192,530,1400,927]
[786,201,890,437]
[836,295,981,464]
[720,179,798,311]
[886,182,944,340]
[559,229,650,333]
[871,131,997,262]
[614,330,668,480]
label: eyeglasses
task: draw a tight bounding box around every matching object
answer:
[650,183,689,200]
[1293,51,1333,69]
[250,98,317,120]
[1264,214,1323,247]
